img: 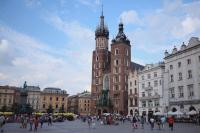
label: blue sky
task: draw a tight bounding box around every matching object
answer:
[0,0,200,95]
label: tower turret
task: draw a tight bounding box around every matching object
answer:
[112,22,130,45]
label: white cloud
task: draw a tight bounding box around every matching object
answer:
[0,22,93,95]
[119,10,140,25]
[0,72,7,80]
[123,0,200,57]
[172,17,200,38]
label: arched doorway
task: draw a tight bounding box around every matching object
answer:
[130,109,133,116]
[172,107,177,112]
[189,106,196,111]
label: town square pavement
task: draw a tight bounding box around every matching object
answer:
[3,120,200,133]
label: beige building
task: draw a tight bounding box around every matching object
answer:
[67,95,79,114]
[78,91,91,116]
[67,91,91,116]
[128,63,143,116]
[0,86,20,111]
[26,86,41,112]
[40,87,68,113]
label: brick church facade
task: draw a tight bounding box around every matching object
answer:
[91,11,143,115]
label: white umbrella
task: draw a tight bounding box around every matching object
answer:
[154,112,163,116]
[103,113,111,116]
[187,110,197,115]
[174,110,184,115]
[167,111,183,115]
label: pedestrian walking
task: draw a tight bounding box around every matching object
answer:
[161,116,166,129]
[48,115,52,126]
[20,115,25,128]
[156,117,161,130]
[140,115,145,129]
[168,116,174,131]
[0,115,5,133]
[91,118,96,129]
[40,116,44,128]
[29,116,34,131]
[150,117,155,130]
[24,116,28,129]
[34,117,39,131]
[87,117,92,129]
[132,116,138,130]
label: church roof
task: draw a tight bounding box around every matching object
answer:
[130,62,144,71]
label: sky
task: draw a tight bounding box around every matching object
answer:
[0,0,200,95]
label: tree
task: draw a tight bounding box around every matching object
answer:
[12,103,21,114]
[11,103,33,114]
[47,105,54,114]
[1,105,7,112]
[59,105,65,113]
[25,103,33,115]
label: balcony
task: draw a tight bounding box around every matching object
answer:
[139,94,160,100]
[144,86,153,91]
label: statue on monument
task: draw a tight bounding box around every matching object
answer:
[23,81,27,90]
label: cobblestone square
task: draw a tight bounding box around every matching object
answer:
[3,120,200,133]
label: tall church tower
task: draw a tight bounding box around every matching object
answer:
[110,22,131,115]
[91,10,111,115]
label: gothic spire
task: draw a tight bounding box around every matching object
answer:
[100,4,104,29]
[95,5,109,39]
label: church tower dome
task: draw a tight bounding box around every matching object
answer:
[112,22,130,45]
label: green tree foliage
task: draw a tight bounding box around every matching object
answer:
[11,103,33,114]
[1,105,7,112]
[47,105,54,114]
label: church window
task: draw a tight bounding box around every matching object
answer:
[115,49,119,55]
[114,59,119,66]
[126,49,129,56]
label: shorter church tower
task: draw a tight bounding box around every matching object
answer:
[110,22,131,115]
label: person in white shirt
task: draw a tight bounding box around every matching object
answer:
[0,115,5,133]
[150,117,155,130]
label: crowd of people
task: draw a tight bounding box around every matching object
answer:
[130,115,175,131]
[1,113,200,132]
[0,114,54,132]
[19,114,54,131]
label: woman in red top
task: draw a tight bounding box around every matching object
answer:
[168,116,174,131]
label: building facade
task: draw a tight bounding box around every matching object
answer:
[67,95,79,114]
[78,91,91,116]
[0,86,20,111]
[40,87,68,113]
[91,11,143,115]
[91,11,111,115]
[138,63,165,117]
[128,63,144,116]
[164,37,200,113]
[26,86,41,112]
